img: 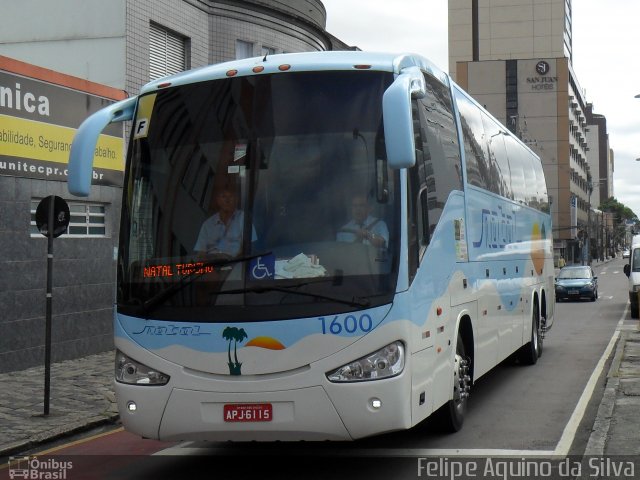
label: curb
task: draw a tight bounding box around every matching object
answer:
[584,331,624,456]
[0,414,120,458]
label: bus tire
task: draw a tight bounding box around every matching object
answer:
[519,302,542,365]
[439,333,470,432]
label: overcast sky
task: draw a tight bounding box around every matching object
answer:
[323,0,640,219]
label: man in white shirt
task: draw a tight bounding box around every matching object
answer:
[337,195,388,248]
[194,188,255,256]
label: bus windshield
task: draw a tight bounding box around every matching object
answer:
[118,70,400,322]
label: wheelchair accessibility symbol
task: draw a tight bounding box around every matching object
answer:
[249,255,275,280]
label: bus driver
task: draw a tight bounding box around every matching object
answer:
[336,194,388,249]
[194,188,255,257]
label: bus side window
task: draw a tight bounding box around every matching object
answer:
[454,89,491,191]
[481,114,512,199]
[419,74,462,234]
[530,152,549,212]
[504,135,527,205]
[407,75,465,284]
[407,101,423,283]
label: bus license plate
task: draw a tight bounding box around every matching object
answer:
[224,403,272,422]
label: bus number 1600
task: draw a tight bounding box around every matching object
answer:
[318,314,373,335]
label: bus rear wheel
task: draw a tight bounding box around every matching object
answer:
[518,302,542,365]
[439,333,471,432]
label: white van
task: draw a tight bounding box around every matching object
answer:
[624,235,640,318]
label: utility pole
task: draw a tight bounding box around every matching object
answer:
[586,182,592,266]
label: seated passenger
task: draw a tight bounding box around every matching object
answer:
[336,194,388,248]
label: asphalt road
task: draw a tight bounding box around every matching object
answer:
[10,258,632,480]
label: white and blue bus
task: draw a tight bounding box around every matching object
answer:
[68,51,554,441]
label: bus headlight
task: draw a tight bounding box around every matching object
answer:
[326,341,404,382]
[115,350,170,385]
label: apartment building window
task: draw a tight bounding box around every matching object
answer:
[31,200,107,237]
[236,40,254,59]
[149,23,187,80]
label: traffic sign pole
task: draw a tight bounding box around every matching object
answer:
[35,195,70,416]
[44,198,54,416]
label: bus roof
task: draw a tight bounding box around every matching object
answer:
[140,51,449,95]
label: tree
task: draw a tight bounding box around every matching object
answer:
[222,326,248,375]
[599,197,639,245]
[599,197,638,223]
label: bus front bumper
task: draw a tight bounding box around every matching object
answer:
[116,376,412,442]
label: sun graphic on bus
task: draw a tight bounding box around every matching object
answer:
[222,328,286,376]
[245,336,286,350]
[531,223,546,275]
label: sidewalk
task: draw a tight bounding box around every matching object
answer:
[0,350,118,457]
[583,256,640,455]
[585,327,640,455]
[0,263,638,457]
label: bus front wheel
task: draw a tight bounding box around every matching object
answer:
[439,333,471,432]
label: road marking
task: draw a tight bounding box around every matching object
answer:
[154,444,556,457]
[553,307,626,456]
[595,292,613,300]
[34,427,124,456]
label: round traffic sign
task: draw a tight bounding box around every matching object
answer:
[35,195,70,238]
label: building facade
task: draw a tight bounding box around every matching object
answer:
[449,0,572,67]
[0,0,346,372]
[448,0,613,265]
[0,57,126,372]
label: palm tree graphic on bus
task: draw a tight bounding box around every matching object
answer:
[223,327,248,375]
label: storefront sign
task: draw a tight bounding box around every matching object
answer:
[0,68,124,185]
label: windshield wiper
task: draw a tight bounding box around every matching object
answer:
[136,252,272,316]
[217,285,371,308]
